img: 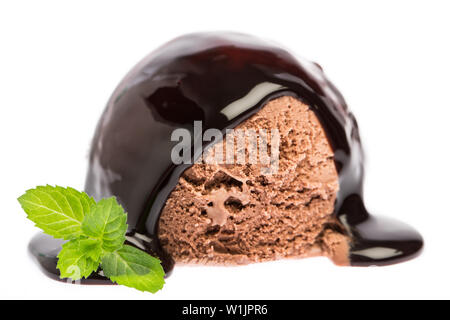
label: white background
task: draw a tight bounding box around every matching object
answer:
[1,0,449,299]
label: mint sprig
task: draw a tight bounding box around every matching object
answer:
[18,185,165,293]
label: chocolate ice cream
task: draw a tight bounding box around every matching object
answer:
[29,32,423,282]
[158,96,349,265]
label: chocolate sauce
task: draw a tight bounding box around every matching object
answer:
[30,32,423,280]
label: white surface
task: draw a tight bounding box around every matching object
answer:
[1,0,449,299]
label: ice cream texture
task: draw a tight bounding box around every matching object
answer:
[158,96,349,265]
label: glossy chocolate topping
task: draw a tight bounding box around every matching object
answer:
[30,32,423,280]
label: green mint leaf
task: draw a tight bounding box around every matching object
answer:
[52,186,96,219]
[81,197,127,252]
[57,238,101,280]
[77,237,103,261]
[101,245,165,293]
[18,185,95,240]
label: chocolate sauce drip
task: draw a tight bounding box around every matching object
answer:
[30,32,423,280]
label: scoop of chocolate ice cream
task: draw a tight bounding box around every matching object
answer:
[28,32,423,282]
[158,96,349,265]
[81,32,422,272]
